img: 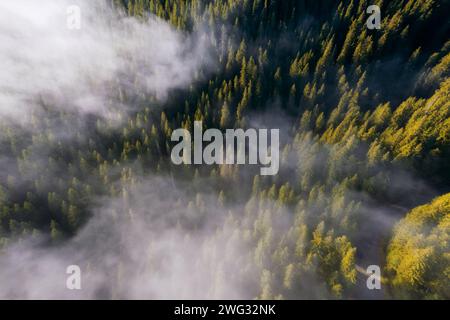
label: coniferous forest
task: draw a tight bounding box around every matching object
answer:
[0,0,449,299]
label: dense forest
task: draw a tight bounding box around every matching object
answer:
[0,0,448,299]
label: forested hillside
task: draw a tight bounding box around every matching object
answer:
[0,0,448,299]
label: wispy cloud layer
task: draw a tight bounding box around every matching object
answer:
[0,0,211,124]
[0,177,253,299]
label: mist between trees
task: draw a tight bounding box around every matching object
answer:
[0,0,448,299]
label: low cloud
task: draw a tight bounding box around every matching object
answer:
[0,176,255,299]
[0,0,212,125]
